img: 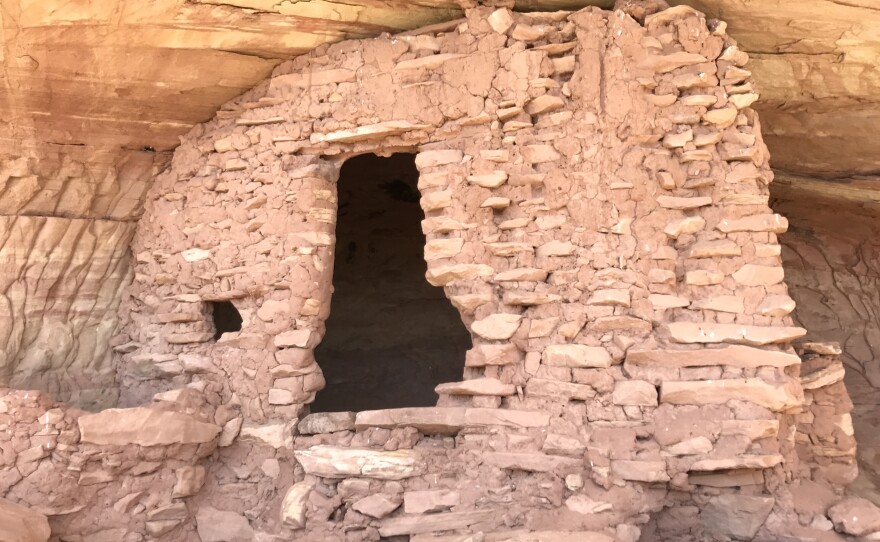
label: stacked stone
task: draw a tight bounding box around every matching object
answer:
[795,342,857,486]
[87,4,862,541]
[0,386,222,540]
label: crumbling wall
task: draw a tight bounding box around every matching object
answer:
[0,4,867,542]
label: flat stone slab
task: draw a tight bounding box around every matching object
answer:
[294,445,425,480]
[626,345,800,368]
[689,454,784,472]
[666,322,807,346]
[355,407,549,434]
[661,378,802,412]
[79,407,221,446]
[378,510,494,537]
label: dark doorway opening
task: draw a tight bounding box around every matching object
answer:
[209,301,242,340]
[311,153,470,413]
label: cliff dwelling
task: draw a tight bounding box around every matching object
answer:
[2,2,880,542]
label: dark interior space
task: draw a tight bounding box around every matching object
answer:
[209,301,242,340]
[311,153,471,413]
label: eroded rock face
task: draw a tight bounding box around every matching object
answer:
[0,498,50,542]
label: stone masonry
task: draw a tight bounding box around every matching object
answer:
[0,4,870,542]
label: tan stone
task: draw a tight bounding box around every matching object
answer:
[504,291,562,305]
[666,322,807,345]
[731,264,785,286]
[543,344,612,368]
[294,445,424,480]
[687,239,741,258]
[281,482,313,529]
[690,295,744,314]
[435,378,515,397]
[537,240,576,257]
[494,268,548,281]
[649,294,690,309]
[403,490,459,514]
[664,436,713,456]
[355,407,549,434]
[79,407,220,446]
[611,460,670,482]
[378,510,494,537]
[488,9,515,34]
[426,264,494,286]
[662,129,694,149]
[467,171,508,188]
[689,454,784,472]
[315,121,429,143]
[612,381,658,406]
[703,106,738,126]
[298,412,356,434]
[657,196,713,210]
[664,216,706,238]
[525,378,595,401]
[424,238,464,261]
[196,507,253,542]
[420,190,453,212]
[639,52,708,73]
[352,494,400,519]
[801,362,846,390]
[688,470,765,487]
[522,144,561,163]
[239,421,294,449]
[480,196,511,209]
[720,420,779,440]
[757,295,796,317]
[172,466,206,498]
[686,270,725,285]
[525,95,565,115]
[465,344,520,367]
[717,213,788,234]
[274,329,316,348]
[484,452,581,473]
[661,379,802,411]
[587,289,631,307]
[626,345,800,368]
[471,314,522,340]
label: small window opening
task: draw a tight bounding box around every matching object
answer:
[210,301,242,340]
[311,153,470,413]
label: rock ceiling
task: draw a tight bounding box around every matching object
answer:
[1,0,878,217]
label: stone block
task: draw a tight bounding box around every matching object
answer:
[471,314,522,340]
[666,322,807,345]
[196,506,253,542]
[612,381,658,406]
[403,490,459,514]
[281,482,313,529]
[661,378,802,411]
[611,460,670,482]
[525,378,595,401]
[298,412,356,434]
[701,495,775,540]
[543,344,612,368]
[294,445,424,480]
[435,378,515,396]
[352,494,400,519]
[79,407,220,446]
[355,407,549,434]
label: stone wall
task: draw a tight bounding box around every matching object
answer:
[0,4,870,542]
